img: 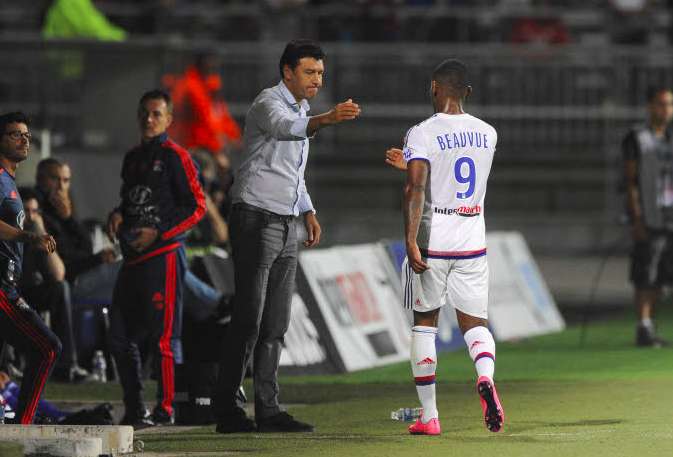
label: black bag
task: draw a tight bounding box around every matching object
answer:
[59,403,115,425]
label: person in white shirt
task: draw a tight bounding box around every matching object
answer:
[385,59,503,436]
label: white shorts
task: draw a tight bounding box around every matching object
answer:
[401,255,489,319]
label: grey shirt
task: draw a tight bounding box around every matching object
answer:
[231,81,315,216]
[623,124,673,230]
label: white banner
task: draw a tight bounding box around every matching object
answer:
[487,231,565,340]
[299,244,410,372]
[280,294,328,367]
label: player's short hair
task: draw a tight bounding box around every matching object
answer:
[138,89,173,114]
[36,157,64,181]
[432,59,469,93]
[0,111,31,135]
[646,86,672,103]
[279,39,325,79]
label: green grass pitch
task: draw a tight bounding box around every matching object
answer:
[43,310,673,456]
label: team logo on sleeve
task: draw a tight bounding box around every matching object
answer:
[403,147,412,160]
[16,210,25,229]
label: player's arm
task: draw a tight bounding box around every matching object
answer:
[623,133,646,241]
[0,219,56,253]
[404,159,429,273]
[306,99,361,136]
[153,148,206,242]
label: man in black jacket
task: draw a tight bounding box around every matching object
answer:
[106,89,206,428]
[35,158,119,305]
[19,187,88,382]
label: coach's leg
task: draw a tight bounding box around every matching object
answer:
[0,291,61,424]
[214,209,281,430]
[253,243,296,420]
[254,219,314,432]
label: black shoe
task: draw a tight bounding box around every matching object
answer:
[215,407,256,434]
[636,325,670,348]
[151,407,175,426]
[121,408,155,430]
[256,412,314,433]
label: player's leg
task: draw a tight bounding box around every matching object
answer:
[450,256,503,432]
[108,265,151,428]
[631,235,668,346]
[0,291,61,424]
[150,249,186,425]
[405,257,445,436]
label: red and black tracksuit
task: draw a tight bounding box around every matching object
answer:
[0,167,61,424]
[109,133,205,419]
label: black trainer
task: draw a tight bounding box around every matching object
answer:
[151,406,175,426]
[120,408,155,430]
[256,412,314,433]
[215,407,256,434]
[636,325,670,348]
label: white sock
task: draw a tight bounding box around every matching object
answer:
[411,326,438,422]
[641,317,654,329]
[464,326,496,380]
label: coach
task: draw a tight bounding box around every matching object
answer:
[214,39,360,433]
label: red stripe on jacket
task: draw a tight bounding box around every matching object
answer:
[160,139,206,241]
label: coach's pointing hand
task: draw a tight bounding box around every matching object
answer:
[329,99,361,123]
[308,99,361,135]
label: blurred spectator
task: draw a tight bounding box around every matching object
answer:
[42,0,127,40]
[622,86,673,347]
[164,54,242,159]
[609,0,650,44]
[18,187,88,382]
[510,16,570,44]
[35,159,120,305]
[189,149,230,246]
[0,371,114,424]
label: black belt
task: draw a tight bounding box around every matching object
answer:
[233,202,295,223]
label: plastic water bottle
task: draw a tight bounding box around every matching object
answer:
[92,350,107,383]
[390,407,422,421]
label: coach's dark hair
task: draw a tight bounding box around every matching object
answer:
[646,86,672,103]
[432,59,469,94]
[279,39,325,79]
[0,112,31,135]
[138,89,173,113]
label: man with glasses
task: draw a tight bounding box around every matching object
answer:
[623,86,673,347]
[0,111,62,424]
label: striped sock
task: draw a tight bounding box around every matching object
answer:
[464,326,496,380]
[411,326,438,422]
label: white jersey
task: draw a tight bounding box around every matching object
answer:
[403,112,497,259]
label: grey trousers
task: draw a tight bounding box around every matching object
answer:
[215,204,297,419]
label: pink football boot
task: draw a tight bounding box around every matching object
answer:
[408,417,441,436]
[476,376,504,432]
